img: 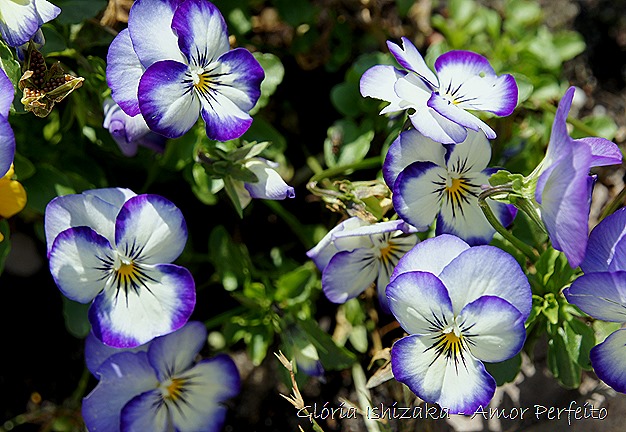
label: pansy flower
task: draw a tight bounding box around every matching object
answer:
[0,0,60,47]
[82,321,241,432]
[45,188,195,348]
[307,216,417,311]
[234,158,295,209]
[0,67,15,179]
[360,37,517,144]
[390,128,516,245]
[103,98,167,157]
[387,234,531,413]
[532,87,622,267]
[107,0,264,141]
[564,207,626,393]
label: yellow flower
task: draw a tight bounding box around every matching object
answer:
[0,165,27,241]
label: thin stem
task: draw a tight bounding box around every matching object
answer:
[309,156,382,184]
[479,186,539,262]
[204,305,247,330]
[69,366,92,406]
[599,184,626,222]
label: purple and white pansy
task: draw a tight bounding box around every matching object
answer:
[236,158,295,209]
[533,87,622,268]
[563,207,626,393]
[360,37,517,144]
[307,216,418,311]
[45,187,196,348]
[103,98,167,157]
[0,67,16,178]
[82,321,240,432]
[387,234,531,413]
[0,0,60,47]
[389,128,516,245]
[107,0,264,141]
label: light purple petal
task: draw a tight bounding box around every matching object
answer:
[382,129,446,189]
[538,142,593,268]
[115,194,188,264]
[390,234,470,283]
[563,271,626,322]
[106,29,145,117]
[244,159,295,200]
[127,0,185,67]
[138,60,200,139]
[48,227,113,303]
[85,331,149,377]
[359,65,406,113]
[89,263,196,348]
[0,68,14,116]
[438,246,532,319]
[582,207,626,273]
[148,321,207,381]
[391,334,496,415]
[331,219,416,239]
[543,87,576,166]
[199,48,264,141]
[82,351,157,432]
[33,0,61,23]
[376,234,418,313]
[428,93,496,139]
[387,37,438,88]
[386,271,454,335]
[322,249,378,303]
[590,329,626,393]
[576,137,622,168]
[0,0,59,46]
[0,116,15,179]
[170,0,229,65]
[120,390,168,432]
[305,216,370,270]
[393,161,446,231]
[460,296,526,362]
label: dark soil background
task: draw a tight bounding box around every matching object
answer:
[2,1,626,431]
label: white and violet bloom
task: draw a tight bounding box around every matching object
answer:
[107,0,264,141]
[82,321,240,432]
[360,37,517,144]
[387,235,531,413]
[564,207,626,393]
[307,217,418,311]
[45,188,195,348]
[0,67,16,178]
[0,0,60,47]
[390,128,516,245]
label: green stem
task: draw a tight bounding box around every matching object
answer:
[478,186,539,262]
[599,184,626,222]
[309,156,382,184]
[204,305,248,330]
[69,366,92,406]
[263,200,315,249]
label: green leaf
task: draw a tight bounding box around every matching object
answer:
[542,294,559,325]
[484,353,522,386]
[563,318,595,371]
[330,82,361,117]
[248,325,274,366]
[250,53,284,115]
[223,176,245,218]
[572,114,619,141]
[189,163,220,205]
[0,39,21,111]
[274,265,316,304]
[298,318,356,371]
[61,296,91,339]
[348,325,368,354]
[510,73,534,105]
[553,31,586,62]
[273,0,317,26]
[324,119,373,168]
[208,225,251,291]
[21,164,75,214]
[54,0,107,24]
[547,325,581,389]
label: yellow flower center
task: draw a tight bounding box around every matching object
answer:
[161,377,186,401]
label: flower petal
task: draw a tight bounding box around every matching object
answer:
[387,37,438,88]
[106,29,145,117]
[438,246,532,318]
[115,194,187,264]
[33,0,61,23]
[446,130,492,173]
[305,216,370,270]
[376,234,419,313]
[434,50,517,117]
[393,162,446,231]
[563,271,626,322]
[428,92,496,139]
[0,68,14,116]
[148,321,207,381]
[590,329,626,393]
[382,129,447,189]
[127,0,185,67]
[89,263,196,348]
[0,0,49,46]
[543,87,575,166]
[199,48,264,141]
[386,271,454,335]
[48,227,113,303]
[0,117,15,180]
[460,296,526,362]
[84,331,148,377]
[538,142,593,268]
[103,98,164,157]
[0,173,26,218]
[170,0,229,64]
[120,390,168,432]
[391,334,496,414]
[322,248,378,303]
[576,137,622,168]
[582,207,626,273]
[244,159,295,200]
[82,351,157,432]
[138,60,200,139]
[332,219,416,239]
[359,65,406,113]
[390,234,470,283]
